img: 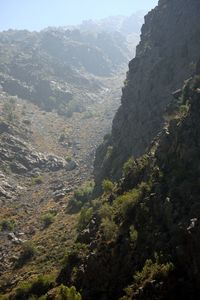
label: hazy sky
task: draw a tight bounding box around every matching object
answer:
[1,0,158,31]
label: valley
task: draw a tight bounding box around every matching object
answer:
[1,1,200,299]
[0,57,126,295]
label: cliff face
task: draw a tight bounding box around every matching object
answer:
[94,0,200,188]
[57,74,200,300]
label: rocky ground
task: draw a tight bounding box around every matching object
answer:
[0,71,125,294]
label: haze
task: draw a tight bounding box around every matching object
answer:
[0,0,158,31]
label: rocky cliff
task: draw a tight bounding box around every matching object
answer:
[57,72,200,300]
[94,0,200,190]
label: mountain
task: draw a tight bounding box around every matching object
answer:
[0,28,130,115]
[94,0,200,193]
[1,1,200,300]
[79,11,146,36]
[79,11,146,54]
[57,71,200,300]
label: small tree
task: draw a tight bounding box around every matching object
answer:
[102,179,114,193]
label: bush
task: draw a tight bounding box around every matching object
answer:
[105,146,113,159]
[74,180,94,201]
[67,198,82,213]
[41,212,55,228]
[121,259,174,300]
[99,203,114,220]
[77,207,93,232]
[113,188,141,218]
[65,156,72,163]
[13,275,53,299]
[113,182,152,220]
[123,157,134,176]
[133,259,174,286]
[100,218,118,241]
[102,179,114,193]
[129,225,138,243]
[67,180,94,212]
[0,219,15,231]
[55,285,81,300]
[15,242,36,268]
[29,276,53,297]
[31,175,44,185]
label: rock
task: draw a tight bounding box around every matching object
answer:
[0,172,5,179]
[0,186,12,199]
[0,122,11,134]
[172,89,182,99]
[7,232,16,240]
[0,133,67,174]
[53,192,66,200]
[52,187,72,200]
[65,160,78,171]
[10,162,28,174]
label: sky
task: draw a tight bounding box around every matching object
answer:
[0,0,158,31]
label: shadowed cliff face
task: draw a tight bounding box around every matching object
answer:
[57,74,200,300]
[94,0,200,190]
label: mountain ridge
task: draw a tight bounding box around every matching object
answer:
[94,0,200,193]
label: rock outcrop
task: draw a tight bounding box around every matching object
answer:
[94,0,200,190]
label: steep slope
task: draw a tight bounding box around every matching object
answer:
[57,73,200,300]
[94,0,200,191]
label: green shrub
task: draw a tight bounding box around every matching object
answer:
[13,275,53,299]
[129,225,138,243]
[15,242,36,268]
[105,146,113,159]
[99,203,114,220]
[100,218,118,241]
[123,157,134,176]
[113,182,152,219]
[74,180,94,201]
[102,179,114,193]
[55,285,81,300]
[134,259,174,286]
[67,180,94,212]
[29,276,53,297]
[121,259,174,300]
[41,212,55,228]
[0,219,15,231]
[65,156,72,163]
[67,198,82,213]
[31,175,44,185]
[77,207,93,232]
[113,188,141,218]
